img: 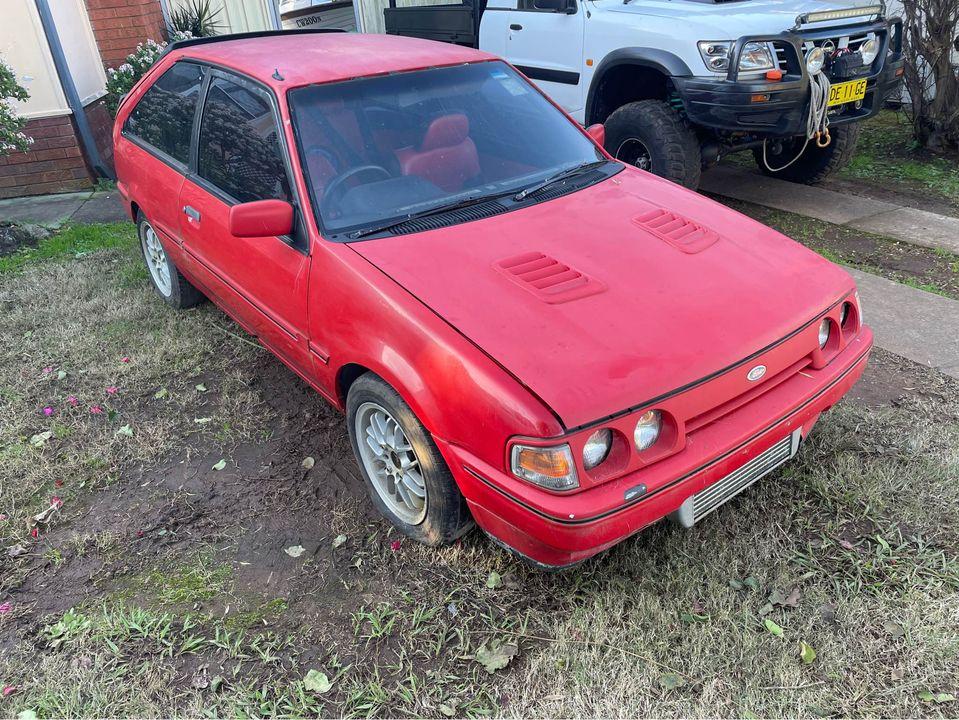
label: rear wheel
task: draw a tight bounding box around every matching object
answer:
[137,212,204,309]
[753,123,861,184]
[604,99,702,189]
[347,373,472,545]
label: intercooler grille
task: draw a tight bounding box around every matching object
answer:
[691,435,793,523]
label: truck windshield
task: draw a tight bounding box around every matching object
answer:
[288,61,604,238]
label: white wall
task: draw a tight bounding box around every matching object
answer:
[167,0,276,34]
[49,0,108,106]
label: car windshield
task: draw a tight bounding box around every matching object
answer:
[288,61,604,238]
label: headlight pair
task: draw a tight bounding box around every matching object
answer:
[699,41,777,73]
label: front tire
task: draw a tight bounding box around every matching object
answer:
[604,99,702,189]
[346,373,472,545]
[137,212,204,309]
[753,123,861,184]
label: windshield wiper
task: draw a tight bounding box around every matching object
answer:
[347,190,516,240]
[512,159,610,202]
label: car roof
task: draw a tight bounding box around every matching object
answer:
[168,32,499,91]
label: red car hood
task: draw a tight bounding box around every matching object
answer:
[350,168,853,429]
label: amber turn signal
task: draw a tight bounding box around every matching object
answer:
[510,444,578,490]
[765,69,783,81]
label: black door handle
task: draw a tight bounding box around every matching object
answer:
[510,23,523,30]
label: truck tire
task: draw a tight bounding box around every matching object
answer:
[604,100,702,189]
[753,123,861,184]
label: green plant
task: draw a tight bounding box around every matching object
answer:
[104,34,192,115]
[170,0,223,38]
[1,55,31,155]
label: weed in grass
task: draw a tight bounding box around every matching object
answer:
[0,223,136,274]
[146,557,233,605]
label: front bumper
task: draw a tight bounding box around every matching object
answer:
[438,327,872,568]
[672,19,904,137]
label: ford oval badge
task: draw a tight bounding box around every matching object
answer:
[747,365,767,382]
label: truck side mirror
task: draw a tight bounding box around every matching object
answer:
[586,123,605,146]
[229,199,294,238]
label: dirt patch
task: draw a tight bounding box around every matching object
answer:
[0,223,49,257]
[847,347,958,409]
[820,176,959,219]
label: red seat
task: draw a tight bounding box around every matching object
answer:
[396,114,480,192]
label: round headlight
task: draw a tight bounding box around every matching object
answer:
[583,429,612,470]
[806,47,826,75]
[818,318,831,348]
[634,410,662,452]
[860,38,880,65]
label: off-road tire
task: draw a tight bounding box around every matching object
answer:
[604,99,702,189]
[136,211,205,309]
[346,373,473,545]
[753,123,861,184]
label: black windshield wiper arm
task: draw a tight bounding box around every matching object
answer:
[347,190,515,239]
[512,159,609,202]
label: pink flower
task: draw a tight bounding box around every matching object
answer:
[30,527,39,540]
[106,386,118,395]
[67,395,79,406]
[121,356,130,363]
[0,514,7,522]
[50,497,63,510]
[42,366,53,374]
[55,479,64,488]
[0,602,11,614]
[2,686,15,697]
[90,405,103,415]
[43,406,54,417]
[390,539,402,552]
[136,530,144,538]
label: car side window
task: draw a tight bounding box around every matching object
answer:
[123,61,204,165]
[197,74,292,204]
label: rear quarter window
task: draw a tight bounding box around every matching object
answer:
[123,61,205,165]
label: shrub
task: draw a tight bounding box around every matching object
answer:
[1,55,32,156]
[104,33,192,115]
[170,0,223,38]
[900,0,959,150]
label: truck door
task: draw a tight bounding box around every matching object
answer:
[496,0,586,115]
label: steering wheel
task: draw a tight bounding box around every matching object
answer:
[321,165,391,216]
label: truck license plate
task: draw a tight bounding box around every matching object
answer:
[828,79,868,107]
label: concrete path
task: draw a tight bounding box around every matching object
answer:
[701,165,959,255]
[0,189,128,227]
[850,268,959,379]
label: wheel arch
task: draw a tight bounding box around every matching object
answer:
[585,48,692,125]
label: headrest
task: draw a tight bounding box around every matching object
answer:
[421,114,470,151]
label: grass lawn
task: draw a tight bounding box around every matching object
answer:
[1,224,957,718]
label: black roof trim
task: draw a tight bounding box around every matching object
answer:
[159,28,347,60]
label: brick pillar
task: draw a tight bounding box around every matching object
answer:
[84,0,168,69]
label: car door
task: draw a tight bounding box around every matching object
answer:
[177,69,313,378]
[502,0,586,115]
[117,61,207,249]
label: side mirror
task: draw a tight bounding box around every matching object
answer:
[229,199,294,238]
[586,123,605,146]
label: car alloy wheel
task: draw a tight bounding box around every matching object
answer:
[354,401,428,525]
[615,137,653,172]
[140,221,172,297]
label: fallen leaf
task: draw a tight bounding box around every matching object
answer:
[474,640,518,674]
[18,710,37,720]
[115,424,134,437]
[658,673,685,691]
[918,691,955,704]
[56,370,67,380]
[7,544,28,558]
[302,456,315,470]
[728,579,744,591]
[210,676,224,693]
[195,383,208,392]
[883,621,905,639]
[284,545,306,558]
[799,641,816,664]
[758,603,774,617]
[486,571,502,589]
[743,576,760,592]
[764,619,784,637]
[332,534,347,549]
[439,703,456,717]
[303,669,333,694]
[33,504,59,524]
[212,459,226,471]
[30,431,53,447]
[154,388,169,399]
[194,417,213,424]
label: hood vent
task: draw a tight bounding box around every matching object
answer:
[391,200,508,235]
[495,252,606,304]
[634,208,720,254]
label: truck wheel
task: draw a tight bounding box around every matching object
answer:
[604,100,702,189]
[753,123,861,184]
[347,373,473,546]
[137,211,205,309]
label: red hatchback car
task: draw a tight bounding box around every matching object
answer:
[114,30,871,568]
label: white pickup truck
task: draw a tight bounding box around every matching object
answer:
[383,0,904,188]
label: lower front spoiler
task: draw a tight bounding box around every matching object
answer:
[438,339,871,569]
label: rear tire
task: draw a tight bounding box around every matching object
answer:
[346,373,473,546]
[753,123,861,184]
[137,212,204,309]
[604,99,702,189]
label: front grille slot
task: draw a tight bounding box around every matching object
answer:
[691,435,793,523]
[391,200,507,235]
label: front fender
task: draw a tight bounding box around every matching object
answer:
[585,47,693,123]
